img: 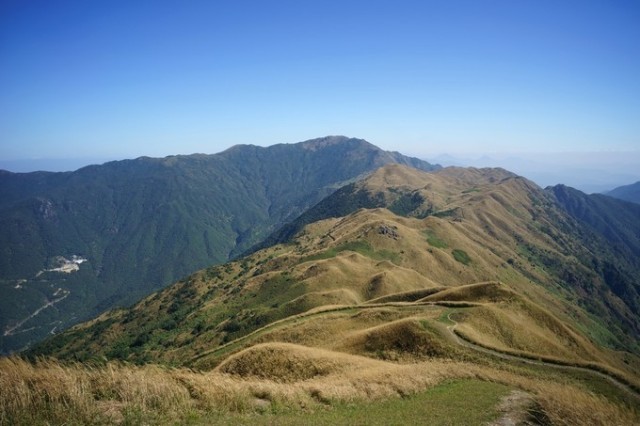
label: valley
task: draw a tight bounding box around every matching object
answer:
[2,255,86,339]
[36,255,87,276]
[2,290,69,338]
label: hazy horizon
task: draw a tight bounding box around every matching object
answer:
[2,139,638,194]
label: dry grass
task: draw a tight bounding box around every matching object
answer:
[3,350,639,425]
[456,302,607,363]
[12,164,640,425]
[333,317,452,360]
[214,342,384,382]
[529,381,640,426]
[0,356,192,425]
[421,281,517,303]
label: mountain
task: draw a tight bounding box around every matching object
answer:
[606,181,640,204]
[0,136,439,354]
[16,164,640,424]
[255,171,640,350]
[549,185,640,331]
[31,164,640,360]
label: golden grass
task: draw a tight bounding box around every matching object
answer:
[2,353,638,425]
[0,357,192,425]
[333,317,451,360]
[215,342,386,382]
[529,381,640,426]
[16,164,639,425]
[456,302,605,363]
[421,281,517,303]
[40,190,621,368]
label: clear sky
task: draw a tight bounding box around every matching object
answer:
[1,0,639,176]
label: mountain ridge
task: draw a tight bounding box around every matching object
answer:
[0,136,439,354]
[606,181,640,205]
[20,163,640,424]
[30,164,640,366]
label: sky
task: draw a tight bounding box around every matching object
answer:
[1,1,639,189]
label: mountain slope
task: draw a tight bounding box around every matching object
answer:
[30,165,640,373]
[0,136,438,354]
[24,163,640,423]
[549,185,640,330]
[260,168,640,348]
[606,181,640,204]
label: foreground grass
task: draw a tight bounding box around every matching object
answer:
[213,379,510,426]
[2,355,638,425]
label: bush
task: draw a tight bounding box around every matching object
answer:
[452,249,471,265]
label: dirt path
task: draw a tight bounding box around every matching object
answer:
[190,301,639,403]
[3,292,69,337]
[191,301,449,365]
[489,390,539,426]
[445,312,640,403]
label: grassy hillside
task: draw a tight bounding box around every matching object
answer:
[0,137,438,354]
[29,166,640,366]
[8,164,640,423]
[5,355,639,425]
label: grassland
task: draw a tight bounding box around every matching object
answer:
[2,353,639,425]
[5,295,639,424]
[12,164,640,424]
[216,380,513,425]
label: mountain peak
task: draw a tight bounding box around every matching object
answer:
[298,135,368,151]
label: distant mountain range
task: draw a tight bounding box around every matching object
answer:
[606,181,640,204]
[0,136,439,354]
[428,152,640,194]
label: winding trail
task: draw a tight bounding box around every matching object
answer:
[445,311,640,402]
[192,301,640,402]
[190,301,453,364]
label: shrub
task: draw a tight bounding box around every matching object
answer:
[452,249,471,265]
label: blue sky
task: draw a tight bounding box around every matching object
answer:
[1,1,639,177]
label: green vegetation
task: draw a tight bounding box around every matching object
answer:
[424,230,448,249]
[301,240,400,264]
[215,380,510,425]
[452,249,471,265]
[0,137,438,354]
[250,184,387,252]
[433,208,458,218]
[9,164,640,426]
[388,190,429,217]
[606,181,640,205]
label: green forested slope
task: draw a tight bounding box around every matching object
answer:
[606,181,640,204]
[0,136,438,353]
[549,185,640,338]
